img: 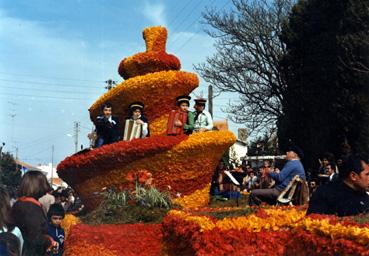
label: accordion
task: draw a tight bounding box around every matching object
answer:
[166,110,188,135]
[123,119,142,141]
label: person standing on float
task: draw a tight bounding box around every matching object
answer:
[193,98,213,132]
[172,95,195,134]
[126,102,150,138]
[95,102,121,148]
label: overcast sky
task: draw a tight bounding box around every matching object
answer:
[0,0,240,166]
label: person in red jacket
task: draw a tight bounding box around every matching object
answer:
[11,171,59,255]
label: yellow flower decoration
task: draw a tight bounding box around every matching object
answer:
[173,184,210,209]
[61,214,81,239]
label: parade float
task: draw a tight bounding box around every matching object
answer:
[57,26,236,211]
[58,27,369,256]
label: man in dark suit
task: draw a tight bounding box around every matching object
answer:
[307,155,369,217]
[95,103,121,147]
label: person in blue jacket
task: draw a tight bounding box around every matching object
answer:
[248,146,306,206]
[47,204,65,256]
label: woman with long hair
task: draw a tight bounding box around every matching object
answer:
[11,171,58,255]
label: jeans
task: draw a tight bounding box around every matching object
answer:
[95,137,104,148]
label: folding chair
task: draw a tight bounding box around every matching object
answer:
[276,175,304,206]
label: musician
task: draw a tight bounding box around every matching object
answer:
[168,95,194,135]
[126,102,149,138]
[248,146,306,206]
[193,98,213,132]
[260,160,275,189]
[95,103,121,148]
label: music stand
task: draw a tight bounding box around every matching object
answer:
[224,171,241,206]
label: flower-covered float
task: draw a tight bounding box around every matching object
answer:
[57,26,369,256]
[57,26,236,211]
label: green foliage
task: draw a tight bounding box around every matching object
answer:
[0,152,21,188]
[248,130,280,156]
[206,208,256,220]
[209,194,249,208]
[82,186,173,225]
[278,0,369,167]
[352,214,369,225]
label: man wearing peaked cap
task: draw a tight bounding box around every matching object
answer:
[126,101,149,138]
[173,95,195,134]
[248,145,306,206]
[193,98,213,132]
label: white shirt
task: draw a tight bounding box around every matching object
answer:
[193,110,213,131]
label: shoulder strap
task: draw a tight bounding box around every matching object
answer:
[18,196,43,208]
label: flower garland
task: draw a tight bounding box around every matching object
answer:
[299,215,369,245]
[64,223,163,256]
[61,214,80,239]
[173,184,210,209]
[163,207,369,255]
[57,135,186,182]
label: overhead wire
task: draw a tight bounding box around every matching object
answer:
[0,78,104,89]
[0,92,92,101]
[0,71,104,83]
[175,0,231,53]
[0,85,103,95]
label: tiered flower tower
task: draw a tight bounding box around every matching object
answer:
[57,26,236,211]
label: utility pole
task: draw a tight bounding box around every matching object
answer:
[8,101,18,149]
[51,145,54,187]
[208,85,213,117]
[105,79,117,91]
[74,121,80,153]
[15,146,19,174]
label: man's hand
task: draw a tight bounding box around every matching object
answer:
[136,119,144,125]
[174,120,182,127]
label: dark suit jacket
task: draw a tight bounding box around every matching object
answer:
[95,115,121,144]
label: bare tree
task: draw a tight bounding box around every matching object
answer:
[195,0,294,134]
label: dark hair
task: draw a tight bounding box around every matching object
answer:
[18,171,51,199]
[0,187,14,232]
[339,155,367,180]
[0,232,20,256]
[101,102,112,111]
[47,203,65,221]
[327,162,336,170]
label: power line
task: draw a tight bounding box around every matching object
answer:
[0,85,103,95]
[167,0,196,28]
[0,71,104,83]
[175,0,231,53]
[0,78,103,89]
[0,92,91,101]
[171,0,206,37]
